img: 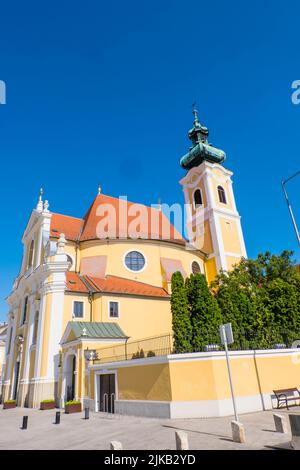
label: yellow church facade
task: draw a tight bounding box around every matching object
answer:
[1,110,248,414]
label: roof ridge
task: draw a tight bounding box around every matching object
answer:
[85,275,104,292]
[93,274,169,292]
[52,212,84,221]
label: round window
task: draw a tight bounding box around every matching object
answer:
[192,261,201,274]
[125,251,146,272]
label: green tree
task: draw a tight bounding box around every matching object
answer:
[213,251,300,348]
[171,271,192,353]
[187,273,222,351]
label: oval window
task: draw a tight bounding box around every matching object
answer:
[192,261,201,274]
[125,251,145,272]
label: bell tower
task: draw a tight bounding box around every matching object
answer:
[179,106,247,283]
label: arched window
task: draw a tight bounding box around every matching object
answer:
[217,186,227,204]
[193,189,203,209]
[192,261,201,274]
[27,240,34,268]
[66,255,73,270]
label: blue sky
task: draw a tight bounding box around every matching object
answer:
[0,0,300,320]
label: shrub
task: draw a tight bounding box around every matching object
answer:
[139,348,145,358]
[65,400,81,405]
[147,350,156,357]
[4,400,16,404]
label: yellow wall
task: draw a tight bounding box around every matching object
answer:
[219,218,241,254]
[64,292,171,340]
[40,293,52,377]
[90,350,300,403]
[204,257,217,285]
[79,240,204,287]
[117,363,172,401]
[93,294,171,339]
[226,255,241,271]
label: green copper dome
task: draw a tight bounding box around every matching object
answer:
[180,106,226,170]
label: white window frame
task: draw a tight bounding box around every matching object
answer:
[72,300,85,319]
[217,185,227,205]
[108,300,120,319]
[123,250,147,273]
[192,188,203,211]
[95,370,118,413]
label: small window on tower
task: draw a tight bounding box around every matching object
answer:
[217,186,227,204]
[193,189,203,208]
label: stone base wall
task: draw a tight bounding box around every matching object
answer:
[15,380,59,408]
[1,383,10,403]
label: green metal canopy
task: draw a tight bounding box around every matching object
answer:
[67,321,128,339]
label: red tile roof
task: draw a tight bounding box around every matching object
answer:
[66,272,169,298]
[50,213,83,241]
[66,272,89,293]
[50,194,184,245]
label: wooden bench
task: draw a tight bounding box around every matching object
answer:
[273,388,300,409]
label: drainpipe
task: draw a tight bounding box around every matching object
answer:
[78,274,95,323]
[88,293,93,322]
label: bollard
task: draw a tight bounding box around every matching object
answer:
[273,413,288,434]
[231,420,246,443]
[110,441,123,450]
[289,414,300,449]
[22,416,28,430]
[175,430,189,450]
[84,407,89,420]
[55,411,61,425]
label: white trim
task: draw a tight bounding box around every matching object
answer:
[225,251,245,258]
[61,349,77,404]
[113,393,273,419]
[72,299,85,320]
[34,293,47,378]
[22,297,35,382]
[46,289,65,380]
[94,369,118,412]
[108,300,120,319]
[122,249,147,274]
[90,347,300,370]
[61,337,127,348]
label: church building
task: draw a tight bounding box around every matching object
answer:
[1,110,247,415]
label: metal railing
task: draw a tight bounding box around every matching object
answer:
[94,333,173,364]
[92,329,300,366]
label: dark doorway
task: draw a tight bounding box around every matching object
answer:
[13,362,20,401]
[66,355,76,402]
[99,374,115,413]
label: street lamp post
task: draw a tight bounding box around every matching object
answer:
[282,170,300,247]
